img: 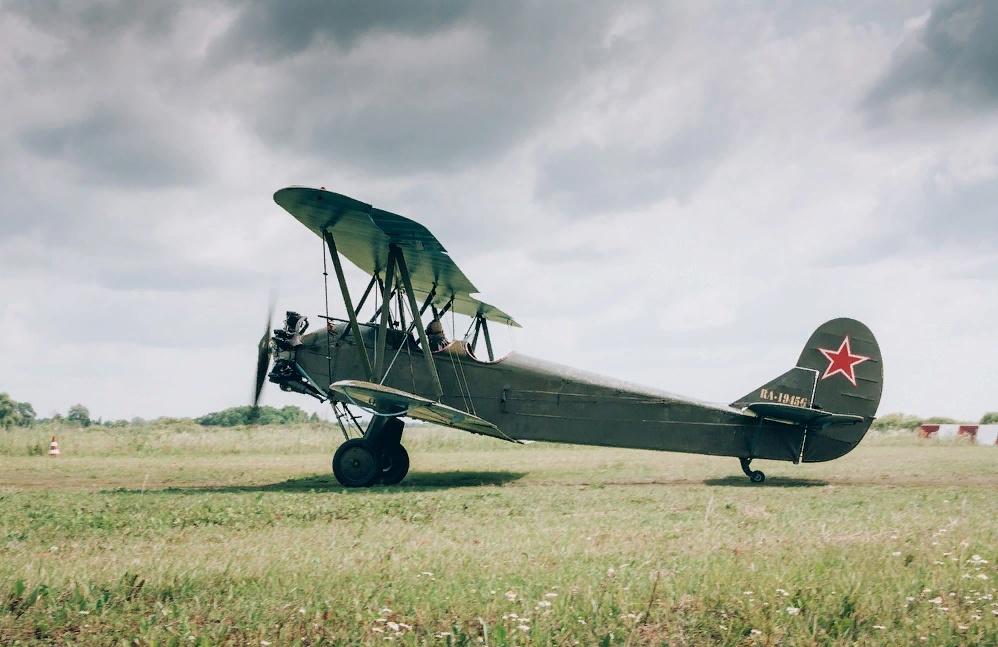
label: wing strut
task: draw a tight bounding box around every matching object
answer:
[374,246,397,380]
[467,314,495,361]
[394,244,444,400]
[323,230,374,381]
[480,315,495,361]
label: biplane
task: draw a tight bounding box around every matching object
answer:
[255,186,883,487]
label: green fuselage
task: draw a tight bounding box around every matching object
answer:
[293,323,854,464]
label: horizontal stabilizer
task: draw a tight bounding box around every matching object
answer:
[330,380,520,443]
[743,402,864,429]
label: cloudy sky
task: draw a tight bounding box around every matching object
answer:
[2,0,997,422]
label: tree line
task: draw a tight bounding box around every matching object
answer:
[0,393,319,428]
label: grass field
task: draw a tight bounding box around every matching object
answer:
[1,425,996,645]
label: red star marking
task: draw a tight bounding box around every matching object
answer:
[818,336,871,386]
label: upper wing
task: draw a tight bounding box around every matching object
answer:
[330,380,520,443]
[274,186,519,327]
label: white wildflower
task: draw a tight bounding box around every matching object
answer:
[786,607,800,615]
[505,590,518,601]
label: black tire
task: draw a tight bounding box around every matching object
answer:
[750,470,766,484]
[332,438,381,487]
[380,444,410,485]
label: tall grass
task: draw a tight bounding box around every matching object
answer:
[1,426,995,644]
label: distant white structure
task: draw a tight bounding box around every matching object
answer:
[919,424,998,446]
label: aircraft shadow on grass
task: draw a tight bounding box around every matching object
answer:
[114,470,527,495]
[702,476,829,488]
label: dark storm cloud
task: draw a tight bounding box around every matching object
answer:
[6,0,184,42]
[211,0,474,61]
[21,107,202,188]
[864,0,998,117]
[211,2,621,174]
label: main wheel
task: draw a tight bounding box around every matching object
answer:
[749,470,766,484]
[332,438,380,487]
[380,444,410,485]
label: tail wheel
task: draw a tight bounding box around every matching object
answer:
[332,438,380,487]
[739,457,766,484]
[380,444,410,485]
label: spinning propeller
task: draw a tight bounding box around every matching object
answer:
[252,301,275,411]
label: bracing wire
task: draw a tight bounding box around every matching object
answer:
[321,236,333,397]
[453,347,477,416]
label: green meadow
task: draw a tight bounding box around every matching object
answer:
[1,425,995,645]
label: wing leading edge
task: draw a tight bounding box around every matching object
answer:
[330,380,520,443]
[274,186,518,327]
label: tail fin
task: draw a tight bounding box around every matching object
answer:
[732,318,883,462]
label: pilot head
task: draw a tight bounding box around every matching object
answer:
[426,318,448,351]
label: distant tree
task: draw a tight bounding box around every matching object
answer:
[66,404,92,427]
[309,412,320,423]
[197,405,312,427]
[981,412,998,425]
[0,393,21,428]
[921,416,960,425]
[279,405,309,424]
[871,412,923,432]
[130,417,147,426]
[15,401,36,426]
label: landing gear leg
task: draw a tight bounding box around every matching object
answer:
[368,417,409,485]
[740,457,766,484]
[331,416,410,487]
